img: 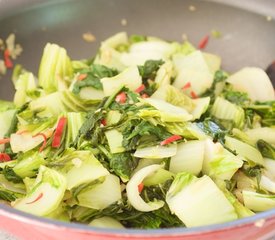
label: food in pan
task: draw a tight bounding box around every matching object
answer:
[0,32,274,229]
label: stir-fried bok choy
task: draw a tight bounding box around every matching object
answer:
[0,32,274,229]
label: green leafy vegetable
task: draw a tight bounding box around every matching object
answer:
[197,120,227,143]
[138,60,164,81]
[256,140,275,159]
[248,101,275,127]
[0,189,18,201]
[3,166,23,183]
[200,70,228,101]
[129,34,147,44]
[72,64,118,94]
[222,89,250,106]
[121,119,171,150]
[110,152,138,181]
[76,109,105,145]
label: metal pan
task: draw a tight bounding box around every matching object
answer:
[0,0,275,239]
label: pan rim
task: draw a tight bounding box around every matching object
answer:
[0,203,274,236]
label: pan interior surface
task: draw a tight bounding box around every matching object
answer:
[0,0,274,100]
[0,0,275,235]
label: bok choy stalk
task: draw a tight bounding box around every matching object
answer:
[126,164,165,212]
[101,66,142,96]
[94,32,128,71]
[172,50,220,96]
[166,172,237,227]
[245,127,275,145]
[52,150,109,190]
[29,90,98,118]
[38,43,73,93]
[77,174,121,210]
[105,129,125,154]
[140,98,193,122]
[0,108,16,152]
[65,112,86,148]
[13,166,66,216]
[13,151,46,178]
[226,67,275,102]
[10,133,46,153]
[134,144,177,159]
[211,96,245,129]
[203,139,243,181]
[169,140,205,176]
[151,84,195,112]
[242,191,275,212]
[225,136,264,165]
[215,179,254,218]
[13,72,37,107]
[89,217,125,229]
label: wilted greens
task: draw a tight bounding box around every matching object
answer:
[0,32,274,229]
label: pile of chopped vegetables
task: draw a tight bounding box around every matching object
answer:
[0,34,22,76]
[0,32,274,229]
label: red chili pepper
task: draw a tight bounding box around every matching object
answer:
[0,138,10,145]
[141,93,149,98]
[198,35,209,49]
[190,91,198,99]
[0,153,11,162]
[138,183,144,193]
[135,84,145,93]
[26,193,43,204]
[115,92,127,104]
[33,133,47,152]
[52,117,67,148]
[160,135,182,146]
[3,49,13,68]
[182,82,191,90]
[77,73,88,81]
[101,119,107,126]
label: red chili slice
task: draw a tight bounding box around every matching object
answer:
[0,138,10,145]
[135,84,145,93]
[198,35,209,49]
[160,135,182,146]
[101,118,107,126]
[52,117,67,148]
[138,183,144,193]
[182,82,191,90]
[115,92,127,104]
[190,91,198,99]
[33,133,47,152]
[77,73,88,81]
[26,193,43,204]
[0,153,11,162]
[3,49,13,68]
[141,93,149,98]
